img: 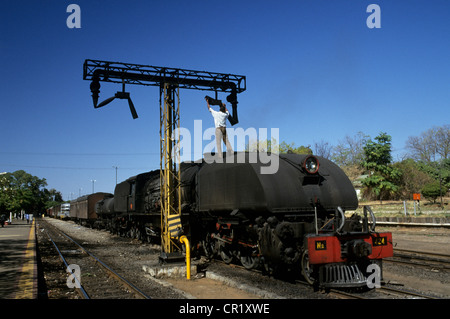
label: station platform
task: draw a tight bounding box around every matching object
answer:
[0,218,37,299]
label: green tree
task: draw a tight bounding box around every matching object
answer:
[362,132,401,201]
[417,158,450,190]
[246,139,313,154]
[421,181,448,204]
[42,188,65,209]
[0,170,59,215]
[279,141,313,154]
[246,137,279,153]
[393,159,434,199]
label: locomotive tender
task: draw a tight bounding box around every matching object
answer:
[76,152,393,288]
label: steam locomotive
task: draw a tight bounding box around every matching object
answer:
[71,152,393,288]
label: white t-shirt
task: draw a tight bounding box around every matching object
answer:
[209,108,229,128]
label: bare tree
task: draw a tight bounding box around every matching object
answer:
[331,132,369,167]
[436,124,450,160]
[405,124,450,162]
[314,140,333,159]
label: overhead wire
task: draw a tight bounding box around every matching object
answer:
[0,164,150,170]
[0,151,158,170]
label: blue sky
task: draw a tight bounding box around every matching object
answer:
[1,0,449,200]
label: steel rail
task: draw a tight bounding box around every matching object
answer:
[377,285,440,299]
[58,231,151,299]
[387,248,450,271]
[394,248,450,259]
[41,219,151,299]
[293,279,367,299]
[45,231,90,299]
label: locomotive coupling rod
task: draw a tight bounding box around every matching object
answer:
[179,235,191,280]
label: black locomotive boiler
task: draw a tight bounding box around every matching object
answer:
[91,152,393,288]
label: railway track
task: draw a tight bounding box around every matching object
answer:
[37,219,151,299]
[38,217,448,299]
[216,258,437,299]
[220,256,446,299]
[386,248,450,272]
[376,285,440,299]
[300,279,440,299]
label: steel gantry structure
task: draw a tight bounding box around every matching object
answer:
[83,59,246,263]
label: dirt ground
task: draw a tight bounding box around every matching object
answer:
[162,226,450,299]
[383,226,450,254]
[379,225,450,297]
[165,277,263,299]
[38,218,449,299]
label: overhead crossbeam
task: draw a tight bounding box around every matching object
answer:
[83,59,246,93]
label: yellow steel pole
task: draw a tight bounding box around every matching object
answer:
[160,83,182,256]
[179,235,191,280]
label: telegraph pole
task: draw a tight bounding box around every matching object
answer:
[112,166,118,185]
[91,179,96,194]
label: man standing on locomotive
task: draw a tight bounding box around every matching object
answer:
[205,96,233,159]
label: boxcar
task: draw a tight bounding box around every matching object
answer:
[70,192,113,224]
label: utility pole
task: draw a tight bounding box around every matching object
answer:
[439,160,443,209]
[83,59,246,262]
[112,166,118,185]
[91,179,96,194]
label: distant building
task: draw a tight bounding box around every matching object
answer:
[352,174,369,200]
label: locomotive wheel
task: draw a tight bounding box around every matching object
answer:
[135,227,143,240]
[240,255,259,270]
[239,248,260,270]
[301,250,316,285]
[219,245,234,264]
[129,227,136,239]
[202,234,217,259]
